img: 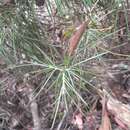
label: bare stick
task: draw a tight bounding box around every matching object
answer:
[28,84,41,130]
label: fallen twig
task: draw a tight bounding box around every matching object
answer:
[28,84,41,130]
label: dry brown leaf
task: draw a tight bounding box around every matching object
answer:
[71,112,83,130]
[68,20,89,56]
[107,96,130,129]
[99,95,112,130]
[101,90,130,130]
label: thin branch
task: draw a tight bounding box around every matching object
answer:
[28,84,41,130]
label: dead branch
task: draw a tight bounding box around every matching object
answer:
[28,84,41,130]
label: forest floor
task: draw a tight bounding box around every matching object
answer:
[1,1,130,130]
[1,27,130,130]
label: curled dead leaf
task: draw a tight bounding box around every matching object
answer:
[68,20,89,56]
[71,112,83,130]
